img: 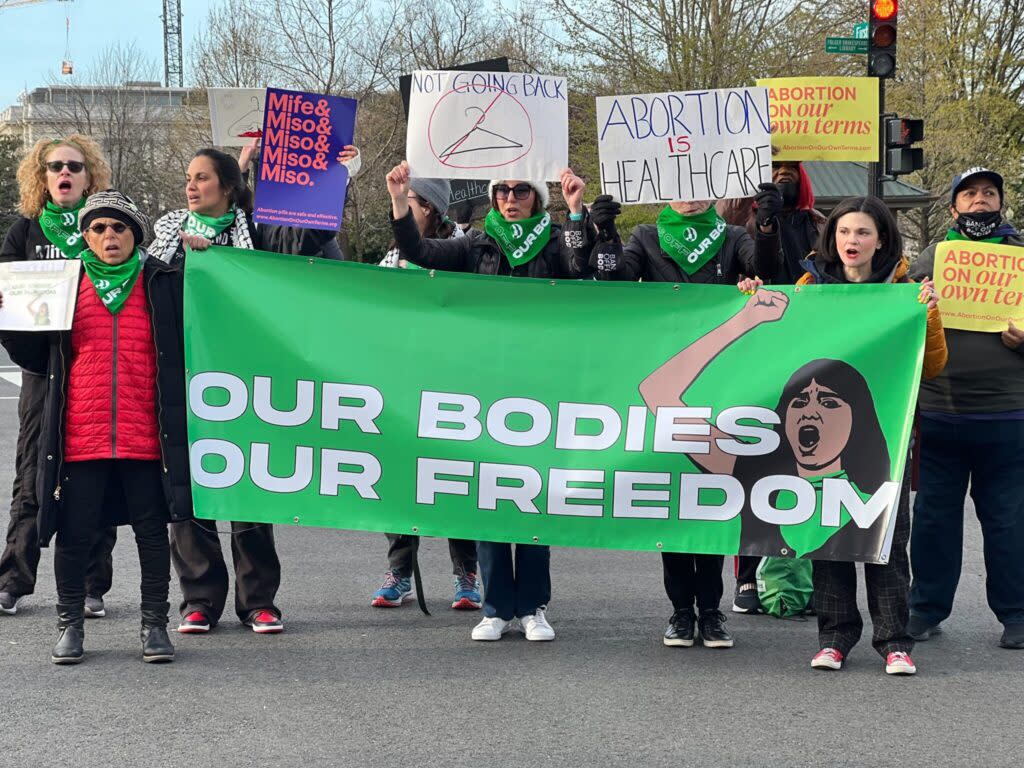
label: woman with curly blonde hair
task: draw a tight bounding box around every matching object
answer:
[0,134,116,618]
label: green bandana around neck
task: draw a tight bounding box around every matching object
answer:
[657,205,728,275]
[778,471,867,557]
[39,199,86,258]
[483,208,552,268]
[183,208,236,240]
[77,248,142,314]
[944,228,1003,244]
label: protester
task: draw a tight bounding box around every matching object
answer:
[907,167,1024,650]
[588,186,782,649]
[0,135,117,619]
[0,190,192,664]
[385,159,594,641]
[373,176,481,610]
[742,195,945,675]
[718,161,827,613]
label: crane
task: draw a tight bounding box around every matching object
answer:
[0,0,184,88]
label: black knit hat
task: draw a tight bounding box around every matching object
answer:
[79,189,151,245]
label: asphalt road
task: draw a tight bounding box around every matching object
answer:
[0,348,1019,768]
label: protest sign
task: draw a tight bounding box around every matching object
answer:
[406,70,568,181]
[0,260,81,331]
[933,241,1024,331]
[757,76,879,162]
[208,88,266,147]
[596,88,773,204]
[185,247,927,563]
[253,88,358,230]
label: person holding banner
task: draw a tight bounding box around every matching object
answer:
[385,160,594,641]
[907,167,1024,650]
[0,135,117,619]
[0,190,190,664]
[373,175,481,610]
[733,195,945,674]
[587,192,781,649]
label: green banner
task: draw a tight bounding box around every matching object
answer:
[184,246,926,563]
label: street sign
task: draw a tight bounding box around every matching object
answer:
[825,37,869,54]
[853,22,869,38]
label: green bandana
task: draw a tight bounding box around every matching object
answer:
[944,228,1003,244]
[778,471,867,557]
[38,199,86,258]
[77,248,142,314]
[657,206,728,275]
[484,209,552,268]
[183,208,236,240]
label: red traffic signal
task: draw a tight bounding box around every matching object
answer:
[871,0,897,20]
[868,0,898,78]
[884,117,924,176]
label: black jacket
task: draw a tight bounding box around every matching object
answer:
[599,222,779,284]
[390,209,594,278]
[0,216,75,263]
[0,254,190,545]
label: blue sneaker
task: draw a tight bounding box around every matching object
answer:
[371,570,412,607]
[452,571,482,610]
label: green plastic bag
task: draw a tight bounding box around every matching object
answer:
[756,557,813,618]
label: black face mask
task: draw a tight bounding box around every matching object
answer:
[777,181,799,208]
[957,210,1003,239]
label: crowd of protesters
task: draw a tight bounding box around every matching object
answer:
[0,128,1020,676]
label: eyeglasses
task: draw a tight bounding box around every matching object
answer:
[46,160,86,174]
[86,222,128,235]
[493,183,534,201]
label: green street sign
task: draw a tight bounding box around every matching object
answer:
[825,37,868,54]
[853,22,869,39]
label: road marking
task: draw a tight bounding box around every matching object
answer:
[0,372,22,388]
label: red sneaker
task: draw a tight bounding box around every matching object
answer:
[811,647,844,670]
[177,611,211,634]
[885,651,917,675]
[246,609,283,634]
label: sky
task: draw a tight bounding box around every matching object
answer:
[0,0,209,109]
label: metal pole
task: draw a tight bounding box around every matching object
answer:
[868,77,885,199]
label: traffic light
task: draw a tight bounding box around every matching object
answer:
[884,117,924,176]
[868,0,898,78]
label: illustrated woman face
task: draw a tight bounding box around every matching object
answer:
[45,145,90,208]
[783,378,853,475]
[185,155,231,216]
[834,211,881,271]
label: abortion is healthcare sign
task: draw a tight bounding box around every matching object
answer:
[184,248,929,564]
[253,88,358,230]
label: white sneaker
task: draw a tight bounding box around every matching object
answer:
[521,609,555,641]
[471,616,513,641]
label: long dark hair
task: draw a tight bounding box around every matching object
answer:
[815,196,902,276]
[193,148,254,214]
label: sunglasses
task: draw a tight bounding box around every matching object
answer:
[493,183,534,201]
[46,160,86,174]
[86,222,129,235]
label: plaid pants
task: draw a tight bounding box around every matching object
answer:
[812,470,913,658]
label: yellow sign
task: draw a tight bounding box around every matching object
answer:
[933,242,1024,331]
[756,76,879,162]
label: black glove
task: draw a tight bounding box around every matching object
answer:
[589,194,621,242]
[754,183,783,229]
[589,241,619,275]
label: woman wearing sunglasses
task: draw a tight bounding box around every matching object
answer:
[385,160,595,643]
[0,135,117,620]
[1,190,191,664]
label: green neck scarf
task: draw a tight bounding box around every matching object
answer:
[77,248,142,314]
[945,228,1003,244]
[484,209,552,268]
[657,206,728,275]
[38,199,86,258]
[778,471,866,557]
[183,208,236,240]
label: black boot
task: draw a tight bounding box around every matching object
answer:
[52,602,85,665]
[140,601,175,663]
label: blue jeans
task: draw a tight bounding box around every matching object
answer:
[910,417,1024,626]
[477,542,550,620]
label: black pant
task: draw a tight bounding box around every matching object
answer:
[170,519,281,624]
[385,534,476,578]
[662,552,725,613]
[812,469,913,658]
[735,555,759,588]
[55,460,169,607]
[0,371,116,598]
